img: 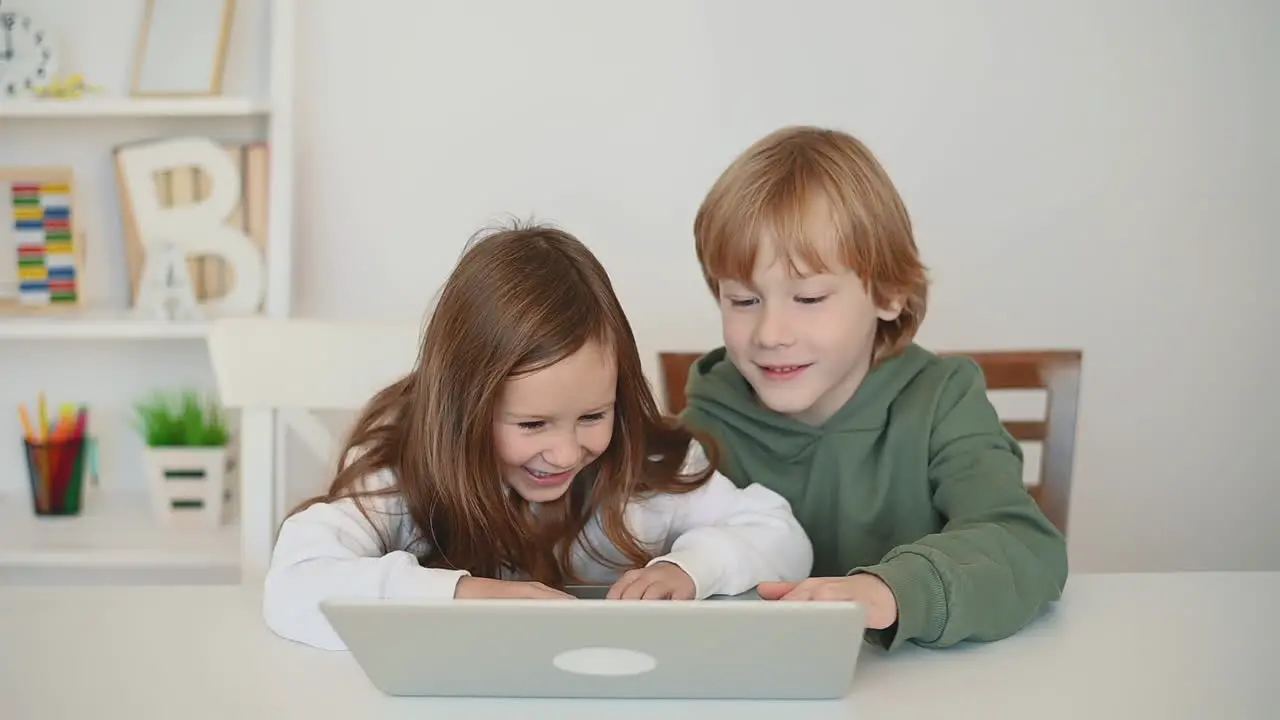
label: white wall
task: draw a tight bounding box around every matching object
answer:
[4,1,1275,574]
[289,0,1279,574]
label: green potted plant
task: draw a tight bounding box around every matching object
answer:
[134,389,231,528]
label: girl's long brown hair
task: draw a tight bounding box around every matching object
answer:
[291,223,715,586]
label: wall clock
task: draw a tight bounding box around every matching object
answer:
[0,4,59,99]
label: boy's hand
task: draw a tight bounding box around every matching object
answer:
[607,562,696,600]
[757,574,898,629]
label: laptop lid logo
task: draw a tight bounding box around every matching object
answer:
[552,647,658,676]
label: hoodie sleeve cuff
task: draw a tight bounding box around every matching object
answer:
[850,552,947,651]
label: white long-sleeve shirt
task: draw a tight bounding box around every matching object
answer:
[263,442,813,650]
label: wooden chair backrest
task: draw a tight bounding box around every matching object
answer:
[658,352,705,416]
[937,350,1081,534]
[657,349,1082,534]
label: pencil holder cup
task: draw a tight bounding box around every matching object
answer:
[23,435,92,517]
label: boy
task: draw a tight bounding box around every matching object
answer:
[680,125,1068,651]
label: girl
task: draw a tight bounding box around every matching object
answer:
[263,223,813,650]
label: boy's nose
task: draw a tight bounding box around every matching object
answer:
[754,307,795,348]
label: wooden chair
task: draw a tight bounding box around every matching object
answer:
[657,349,1082,535]
[937,350,1081,535]
[658,352,706,416]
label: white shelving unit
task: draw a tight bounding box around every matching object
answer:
[0,491,240,585]
[0,97,270,119]
[0,311,211,340]
[0,0,295,586]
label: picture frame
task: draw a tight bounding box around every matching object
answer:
[0,166,85,315]
[131,0,236,97]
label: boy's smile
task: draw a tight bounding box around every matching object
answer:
[757,363,813,381]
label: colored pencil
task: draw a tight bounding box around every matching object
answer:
[63,407,89,511]
[18,404,36,441]
[48,441,66,512]
[71,406,87,440]
[34,444,48,513]
[38,392,49,441]
[53,403,75,440]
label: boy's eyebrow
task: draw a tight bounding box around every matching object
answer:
[717,278,758,292]
[718,273,831,291]
[792,271,830,281]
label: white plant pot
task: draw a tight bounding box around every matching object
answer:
[143,446,229,529]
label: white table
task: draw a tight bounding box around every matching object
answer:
[0,572,1273,719]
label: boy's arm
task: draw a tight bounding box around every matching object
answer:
[852,360,1069,651]
[649,443,815,598]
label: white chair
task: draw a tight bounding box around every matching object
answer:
[207,317,424,582]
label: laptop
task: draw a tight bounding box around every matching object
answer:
[318,584,868,700]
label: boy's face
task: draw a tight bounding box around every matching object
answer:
[715,232,902,426]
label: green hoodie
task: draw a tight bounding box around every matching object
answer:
[680,344,1068,651]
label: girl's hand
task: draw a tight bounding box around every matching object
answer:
[757,574,899,629]
[606,562,696,600]
[454,576,576,600]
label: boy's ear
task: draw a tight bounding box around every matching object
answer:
[876,295,905,322]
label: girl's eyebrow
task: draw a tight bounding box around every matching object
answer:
[502,400,616,421]
[503,412,550,421]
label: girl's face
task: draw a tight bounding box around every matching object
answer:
[492,340,617,503]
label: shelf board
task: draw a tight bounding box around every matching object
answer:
[0,96,270,119]
[0,311,211,340]
[0,490,239,571]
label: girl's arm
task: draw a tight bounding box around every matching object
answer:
[643,443,814,598]
[262,469,469,650]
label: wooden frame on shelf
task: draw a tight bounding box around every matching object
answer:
[131,0,237,98]
[0,166,85,315]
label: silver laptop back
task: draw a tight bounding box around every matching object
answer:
[319,587,867,700]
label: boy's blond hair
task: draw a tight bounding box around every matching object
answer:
[694,125,929,362]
